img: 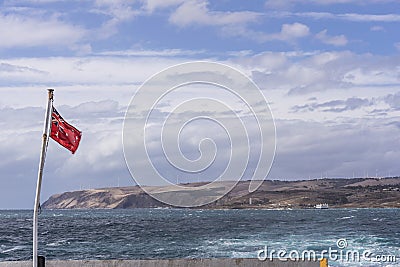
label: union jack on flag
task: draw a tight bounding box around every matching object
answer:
[50,107,82,154]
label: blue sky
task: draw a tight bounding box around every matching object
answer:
[1,0,400,208]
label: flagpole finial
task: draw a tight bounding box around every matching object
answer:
[47,88,54,100]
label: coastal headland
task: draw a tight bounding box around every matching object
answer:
[43,177,400,209]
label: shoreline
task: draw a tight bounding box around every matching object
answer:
[2,206,400,211]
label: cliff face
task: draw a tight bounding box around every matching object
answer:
[43,187,167,209]
[42,177,400,209]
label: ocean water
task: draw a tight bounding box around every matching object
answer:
[0,208,399,266]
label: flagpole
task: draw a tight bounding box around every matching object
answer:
[33,89,54,267]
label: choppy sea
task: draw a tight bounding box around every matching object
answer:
[0,208,399,266]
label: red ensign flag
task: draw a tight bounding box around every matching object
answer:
[50,107,82,154]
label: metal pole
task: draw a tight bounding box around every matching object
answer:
[33,89,53,267]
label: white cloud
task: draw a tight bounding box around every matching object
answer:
[94,0,138,21]
[265,0,295,11]
[265,0,400,11]
[316,29,348,46]
[0,56,185,86]
[228,50,400,105]
[92,0,139,39]
[340,13,400,22]
[230,51,288,71]
[4,0,62,4]
[291,97,371,113]
[343,67,400,86]
[384,92,400,109]
[0,13,86,49]
[141,0,185,13]
[370,25,385,31]
[237,22,310,43]
[168,0,260,28]
[96,48,206,57]
[279,22,310,40]
[270,117,400,179]
[92,0,263,41]
[395,42,400,51]
[293,12,400,22]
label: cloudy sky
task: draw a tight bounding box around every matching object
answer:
[1,0,400,209]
